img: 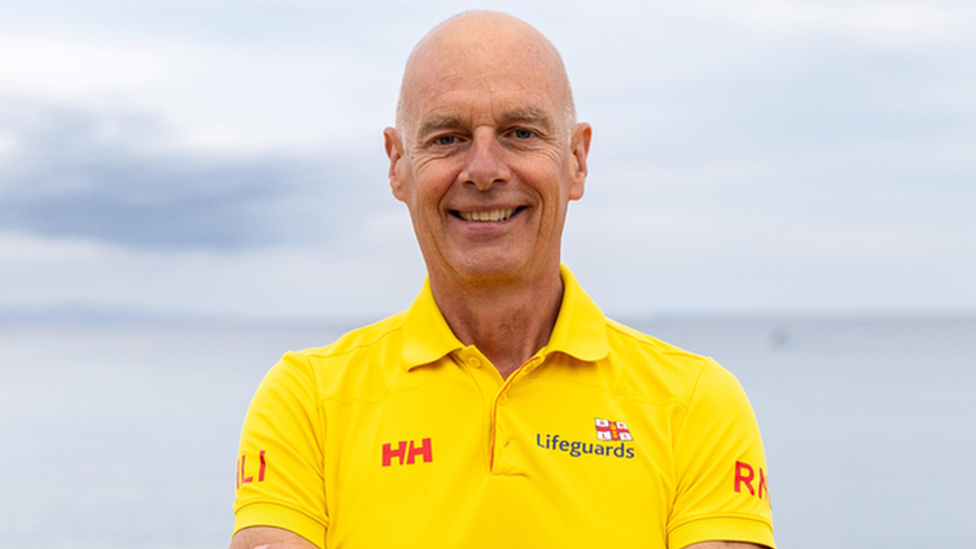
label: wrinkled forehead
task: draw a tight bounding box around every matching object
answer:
[412,81,559,142]
[414,63,560,113]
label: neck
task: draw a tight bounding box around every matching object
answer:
[429,264,564,379]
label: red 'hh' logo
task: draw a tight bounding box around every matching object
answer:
[382,438,433,467]
[734,460,769,506]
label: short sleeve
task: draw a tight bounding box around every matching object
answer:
[233,352,327,548]
[668,358,776,549]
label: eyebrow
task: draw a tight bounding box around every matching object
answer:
[498,107,555,132]
[417,115,465,140]
[416,107,556,140]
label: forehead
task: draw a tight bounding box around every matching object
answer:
[412,71,558,128]
[404,68,567,142]
[399,23,570,134]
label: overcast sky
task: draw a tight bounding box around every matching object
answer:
[1,0,974,320]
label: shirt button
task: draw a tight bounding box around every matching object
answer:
[498,394,508,405]
[470,357,481,368]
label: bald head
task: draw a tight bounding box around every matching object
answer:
[395,11,576,141]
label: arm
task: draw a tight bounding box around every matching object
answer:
[229,526,320,549]
[669,359,776,549]
[232,355,328,548]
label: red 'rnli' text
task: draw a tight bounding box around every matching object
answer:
[236,450,266,489]
[734,460,769,506]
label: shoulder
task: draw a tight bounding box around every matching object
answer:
[295,310,408,362]
[601,318,741,406]
[604,317,704,364]
[264,311,409,399]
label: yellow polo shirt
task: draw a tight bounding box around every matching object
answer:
[233,265,775,548]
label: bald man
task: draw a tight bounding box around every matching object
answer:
[230,12,775,549]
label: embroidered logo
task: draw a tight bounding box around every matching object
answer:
[236,450,266,488]
[595,418,633,441]
[734,460,770,507]
[382,438,433,467]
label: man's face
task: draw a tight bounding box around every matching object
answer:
[385,35,591,286]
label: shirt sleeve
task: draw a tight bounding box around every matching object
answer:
[668,358,776,549]
[233,352,327,548]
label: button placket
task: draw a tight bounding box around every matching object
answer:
[488,354,545,473]
[454,347,505,473]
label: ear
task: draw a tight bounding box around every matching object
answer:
[568,122,592,201]
[384,127,407,202]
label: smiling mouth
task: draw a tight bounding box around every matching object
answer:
[452,207,523,222]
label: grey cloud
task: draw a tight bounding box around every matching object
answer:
[0,99,375,250]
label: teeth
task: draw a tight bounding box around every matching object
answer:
[458,208,516,222]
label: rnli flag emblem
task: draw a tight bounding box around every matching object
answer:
[595,418,633,441]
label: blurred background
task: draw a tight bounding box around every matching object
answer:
[1,1,974,548]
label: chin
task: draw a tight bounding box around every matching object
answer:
[450,253,541,283]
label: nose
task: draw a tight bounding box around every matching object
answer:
[460,128,510,191]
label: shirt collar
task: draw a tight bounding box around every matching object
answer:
[545,263,610,363]
[400,264,609,370]
[400,277,465,371]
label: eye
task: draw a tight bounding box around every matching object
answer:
[513,128,533,139]
[435,135,456,146]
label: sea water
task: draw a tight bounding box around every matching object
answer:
[1,316,973,548]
